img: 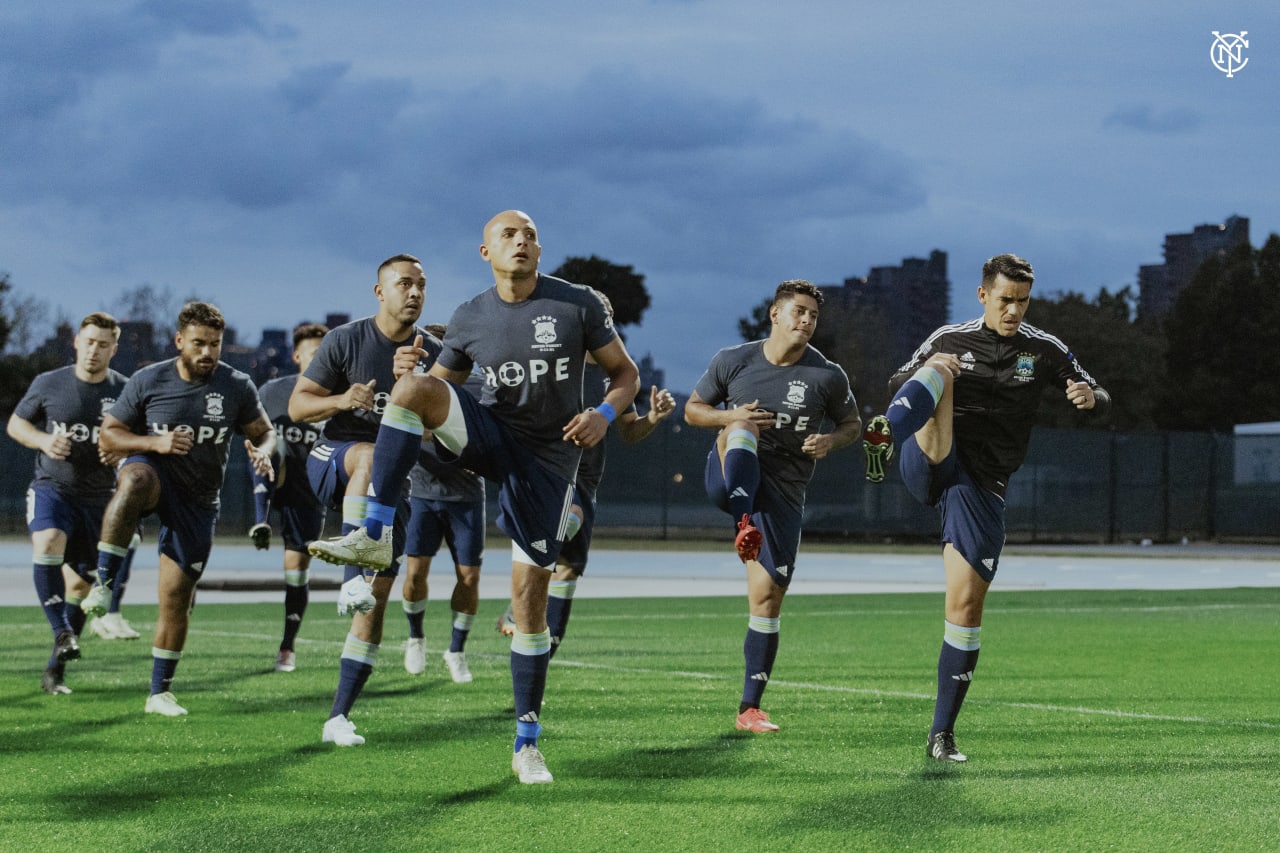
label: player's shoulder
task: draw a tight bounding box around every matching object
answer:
[1016,321,1071,355]
[29,365,73,387]
[538,274,604,308]
[712,340,764,362]
[258,374,295,394]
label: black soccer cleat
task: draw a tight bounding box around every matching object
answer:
[249,523,272,551]
[54,630,81,663]
[927,730,967,762]
[42,664,72,695]
[863,415,894,483]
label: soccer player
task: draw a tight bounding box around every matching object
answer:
[401,324,487,683]
[92,302,277,716]
[497,294,678,658]
[246,322,329,672]
[310,209,640,783]
[863,253,1111,762]
[289,254,437,747]
[685,279,862,734]
[8,312,130,694]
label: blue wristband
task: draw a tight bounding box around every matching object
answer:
[594,402,617,424]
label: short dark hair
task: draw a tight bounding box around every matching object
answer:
[981,254,1035,287]
[774,279,824,308]
[177,301,225,332]
[425,323,447,339]
[80,312,120,338]
[378,254,421,279]
[292,322,328,351]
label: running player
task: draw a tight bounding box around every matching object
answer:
[863,253,1111,762]
[7,312,130,694]
[93,302,276,716]
[246,322,329,672]
[310,210,640,783]
[288,254,437,747]
[685,279,862,734]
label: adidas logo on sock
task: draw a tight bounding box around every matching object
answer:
[889,396,912,410]
[952,671,974,682]
[43,594,65,607]
[730,487,749,499]
[287,614,302,622]
[530,540,548,553]
[750,671,769,682]
[518,712,540,723]
[254,483,269,494]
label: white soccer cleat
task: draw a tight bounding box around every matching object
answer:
[322,714,365,746]
[87,615,117,640]
[275,649,296,672]
[512,744,553,784]
[144,691,188,717]
[443,650,473,683]
[307,526,393,571]
[404,637,427,675]
[336,575,377,616]
[81,583,111,618]
[103,612,140,639]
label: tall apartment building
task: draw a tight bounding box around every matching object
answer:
[821,249,950,363]
[1138,215,1250,322]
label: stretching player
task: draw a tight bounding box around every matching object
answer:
[685,280,862,734]
[289,254,437,747]
[401,325,487,683]
[310,210,640,783]
[8,312,129,694]
[94,302,276,716]
[864,253,1110,762]
[246,322,329,672]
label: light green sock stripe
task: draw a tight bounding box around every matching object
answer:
[914,366,946,405]
[549,579,578,600]
[452,611,476,631]
[342,633,379,665]
[748,615,780,634]
[342,496,368,528]
[98,541,130,557]
[402,598,427,615]
[284,570,309,586]
[512,630,551,656]
[33,553,64,566]
[382,404,425,435]
[726,429,758,453]
[944,620,981,651]
[152,647,182,661]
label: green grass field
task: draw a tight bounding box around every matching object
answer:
[4,587,1278,852]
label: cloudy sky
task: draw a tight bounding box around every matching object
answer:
[2,1,1274,389]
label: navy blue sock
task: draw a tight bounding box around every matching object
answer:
[110,550,133,613]
[931,622,981,736]
[546,579,577,660]
[403,599,426,639]
[722,432,760,521]
[365,404,423,539]
[65,600,86,636]
[150,651,181,695]
[448,611,474,653]
[740,616,780,710]
[886,365,946,440]
[251,469,275,526]
[330,634,377,718]
[281,571,309,650]
[95,543,128,589]
[511,631,551,750]
[34,561,68,634]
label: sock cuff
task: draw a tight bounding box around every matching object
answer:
[341,496,368,527]
[402,598,427,615]
[548,579,578,600]
[284,569,309,587]
[382,403,425,435]
[452,610,476,630]
[151,648,182,661]
[748,615,780,634]
[98,541,130,558]
[944,620,981,651]
[913,365,946,404]
[511,630,551,656]
[342,633,379,664]
[725,429,758,453]
[33,553,64,566]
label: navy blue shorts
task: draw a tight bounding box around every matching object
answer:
[26,483,106,577]
[898,435,1005,582]
[703,449,802,589]
[121,456,218,580]
[440,385,575,568]
[306,439,408,575]
[406,496,485,566]
[557,484,597,574]
[274,500,326,553]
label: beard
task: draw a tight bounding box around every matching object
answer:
[181,353,217,380]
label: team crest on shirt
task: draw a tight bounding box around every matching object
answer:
[100,397,116,417]
[205,392,225,419]
[532,315,560,351]
[1014,353,1036,382]
[785,380,809,408]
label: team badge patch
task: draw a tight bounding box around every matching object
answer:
[533,316,558,345]
[205,393,225,418]
[1015,354,1035,380]
[786,381,807,406]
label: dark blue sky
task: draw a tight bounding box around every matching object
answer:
[2,1,1274,388]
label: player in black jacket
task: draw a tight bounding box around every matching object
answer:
[863,253,1110,762]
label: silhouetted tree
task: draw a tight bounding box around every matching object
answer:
[552,256,651,328]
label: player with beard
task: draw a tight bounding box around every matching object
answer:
[92,302,276,716]
[309,210,640,783]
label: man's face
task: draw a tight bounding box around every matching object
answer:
[480,212,542,278]
[175,324,223,380]
[375,261,426,325]
[770,294,820,346]
[293,336,323,374]
[979,274,1032,337]
[74,325,119,378]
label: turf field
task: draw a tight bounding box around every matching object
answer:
[4,587,1278,851]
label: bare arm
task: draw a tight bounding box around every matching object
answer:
[683,390,776,432]
[288,375,378,423]
[241,413,278,478]
[6,413,71,460]
[98,412,193,457]
[801,410,864,460]
[563,338,640,448]
[615,385,677,444]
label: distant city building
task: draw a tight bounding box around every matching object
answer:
[820,250,949,363]
[1138,215,1250,322]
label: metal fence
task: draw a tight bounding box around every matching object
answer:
[1,426,1276,543]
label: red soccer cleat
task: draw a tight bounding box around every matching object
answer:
[735,707,779,733]
[734,514,762,563]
